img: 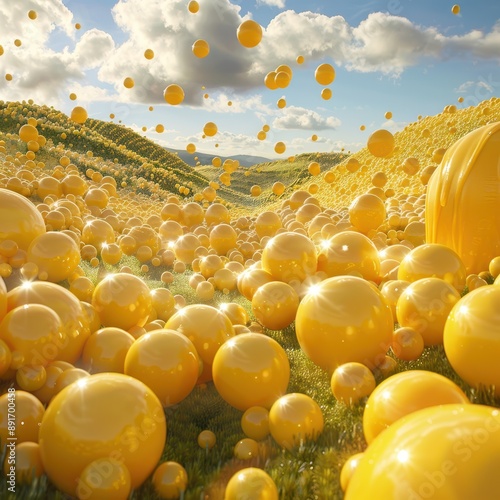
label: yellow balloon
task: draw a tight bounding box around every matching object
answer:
[269,393,324,450]
[367,129,395,158]
[315,63,335,85]
[363,370,469,444]
[39,373,166,497]
[274,141,286,154]
[192,39,210,58]
[123,77,134,89]
[186,143,196,154]
[346,405,500,499]
[452,4,461,14]
[164,84,185,105]
[444,285,500,396]
[295,276,393,372]
[124,329,200,407]
[212,333,290,411]
[187,0,199,13]
[225,468,278,500]
[203,121,217,137]
[236,20,263,48]
[70,106,88,124]
[144,48,154,60]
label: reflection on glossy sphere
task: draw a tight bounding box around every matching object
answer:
[346,405,500,499]
[363,370,469,444]
[296,276,393,372]
[152,461,188,499]
[444,285,500,397]
[39,373,166,497]
[349,194,386,234]
[269,393,324,450]
[331,362,376,405]
[213,333,289,411]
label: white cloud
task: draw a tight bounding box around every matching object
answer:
[74,29,115,69]
[202,93,274,114]
[257,0,286,8]
[456,79,494,93]
[273,106,341,130]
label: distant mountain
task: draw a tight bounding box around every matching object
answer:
[165,148,270,167]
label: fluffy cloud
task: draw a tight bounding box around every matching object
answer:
[273,106,341,130]
[257,0,286,8]
[74,29,115,69]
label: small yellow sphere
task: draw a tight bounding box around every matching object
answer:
[237,20,263,48]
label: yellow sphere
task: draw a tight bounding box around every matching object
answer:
[92,273,152,330]
[340,453,364,493]
[269,393,324,450]
[241,406,270,441]
[124,329,200,407]
[261,232,317,283]
[272,181,285,196]
[349,193,386,233]
[250,184,261,197]
[81,219,115,249]
[39,373,166,497]
[212,333,289,411]
[397,243,467,292]
[225,468,278,500]
[255,211,282,238]
[236,20,263,48]
[391,326,425,361]
[27,232,80,283]
[314,63,335,86]
[295,276,393,372]
[123,77,135,89]
[144,48,154,59]
[251,281,299,330]
[346,405,500,499]
[396,277,461,346]
[274,141,286,154]
[209,224,238,256]
[452,4,460,14]
[363,370,469,444]
[444,285,500,396]
[152,461,188,499]
[426,122,500,274]
[317,231,381,282]
[367,129,395,158]
[187,0,199,13]
[192,39,210,58]
[164,84,185,105]
[321,88,332,100]
[331,362,376,406]
[0,188,46,250]
[203,121,217,137]
[19,124,38,143]
[3,441,44,484]
[70,106,88,124]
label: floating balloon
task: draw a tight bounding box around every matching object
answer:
[144,48,154,59]
[315,63,335,85]
[70,106,88,124]
[192,39,210,58]
[123,77,134,89]
[237,20,263,48]
[164,84,185,105]
[452,4,460,15]
[188,0,199,13]
[203,121,217,136]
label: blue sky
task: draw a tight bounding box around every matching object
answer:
[0,0,499,158]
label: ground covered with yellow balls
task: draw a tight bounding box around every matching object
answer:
[0,96,500,500]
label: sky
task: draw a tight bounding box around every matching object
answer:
[0,0,499,159]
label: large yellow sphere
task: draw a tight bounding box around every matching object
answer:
[426,122,500,274]
[251,281,299,330]
[7,281,90,364]
[70,106,88,124]
[317,231,381,282]
[187,0,199,13]
[237,268,274,301]
[124,329,200,407]
[164,84,185,105]
[0,390,45,445]
[209,224,238,255]
[367,129,395,158]
[255,211,282,238]
[27,232,80,282]
[0,188,46,250]
[314,63,335,85]
[19,124,38,143]
[261,232,317,283]
[396,277,461,346]
[295,276,393,372]
[81,327,135,374]
[397,243,467,292]
[349,193,386,234]
[225,468,278,500]
[272,181,285,196]
[331,362,376,406]
[346,404,500,499]
[39,373,166,497]
[203,121,217,136]
[81,219,115,249]
[123,77,135,89]
[363,370,469,444]
[444,285,500,396]
[92,273,152,330]
[269,393,324,450]
[165,304,234,382]
[236,20,263,48]
[212,333,289,411]
[452,4,461,14]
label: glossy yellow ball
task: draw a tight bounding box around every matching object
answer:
[225,468,278,500]
[241,406,270,441]
[331,362,376,406]
[152,461,188,499]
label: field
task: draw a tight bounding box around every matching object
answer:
[0,95,500,500]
